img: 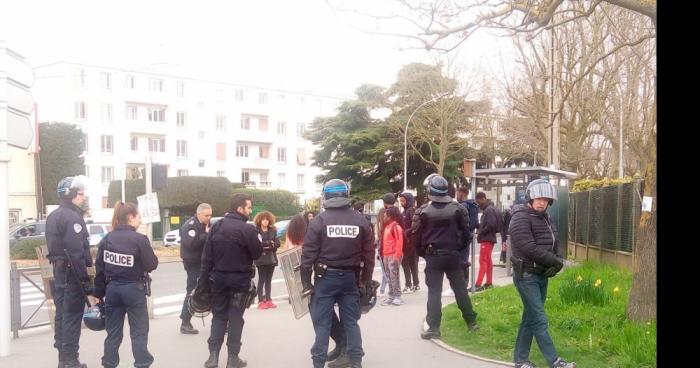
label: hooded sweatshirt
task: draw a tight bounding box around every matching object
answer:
[399,192,416,254]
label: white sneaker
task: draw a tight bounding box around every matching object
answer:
[381,297,394,306]
[402,287,413,294]
[391,298,404,306]
[442,289,455,297]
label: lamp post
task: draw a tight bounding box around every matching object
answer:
[403,94,447,192]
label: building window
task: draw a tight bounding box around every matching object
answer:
[177,169,189,177]
[278,173,285,186]
[177,112,186,127]
[148,138,165,152]
[297,174,304,189]
[216,170,226,177]
[126,105,138,120]
[124,75,135,89]
[74,69,86,88]
[101,166,114,184]
[216,143,226,161]
[297,148,306,165]
[259,145,269,159]
[241,171,250,183]
[240,116,250,130]
[235,89,244,102]
[216,115,227,131]
[148,108,165,122]
[177,82,185,97]
[101,135,113,154]
[75,101,87,120]
[130,136,138,151]
[100,72,111,90]
[258,92,268,104]
[236,144,249,157]
[297,122,306,137]
[83,133,89,152]
[259,117,268,131]
[148,78,164,92]
[277,147,286,163]
[101,103,113,122]
[260,172,269,186]
[277,121,286,136]
[177,140,188,158]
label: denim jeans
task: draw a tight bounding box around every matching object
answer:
[102,281,153,368]
[309,270,363,367]
[513,271,559,366]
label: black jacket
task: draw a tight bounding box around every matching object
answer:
[254,227,280,266]
[301,205,375,284]
[201,212,263,277]
[179,215,209,265]
[45,200,92,281]
[509,204,561,267]
[94,225,159,298]
[411,200,470,255]
[477,202,499,243]
[399,192,416,254]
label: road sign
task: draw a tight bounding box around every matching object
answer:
[278,246,309,319]
[137,192,161,224]
[2,45,34,149]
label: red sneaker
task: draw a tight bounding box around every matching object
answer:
[266,300,277,309]
[257,301,268,310]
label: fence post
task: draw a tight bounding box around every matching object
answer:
[10,262,20,338]
[616,184,624,253]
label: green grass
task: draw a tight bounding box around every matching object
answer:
[440,262,656,367]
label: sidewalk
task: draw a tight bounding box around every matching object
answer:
[2,261,514,368]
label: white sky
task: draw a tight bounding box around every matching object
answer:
[2,0,518,98]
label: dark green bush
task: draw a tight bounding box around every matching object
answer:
[11,237,47,260]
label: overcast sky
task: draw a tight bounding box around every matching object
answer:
[2,0,517,98]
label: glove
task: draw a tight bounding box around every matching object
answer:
[544,259,564,278]
[300,268,314,297]
[358,283,367,299]
[81,280,94,296]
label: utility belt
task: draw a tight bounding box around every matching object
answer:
[425,244,459,256]
[511,257,547,277]
[104,274,152,296]
[230,280,256,309]
[314,262,359,278]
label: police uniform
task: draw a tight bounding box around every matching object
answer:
[412,175,478,339]
[301,179,375,368]
[200,211,263,367]
[179,215,208,327]
[94,224,159,368]
[46,197,92,368]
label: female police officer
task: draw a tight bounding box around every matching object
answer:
[94,202,159,368]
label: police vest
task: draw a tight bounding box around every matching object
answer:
[420,202,461,251]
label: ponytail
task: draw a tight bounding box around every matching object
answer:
[111,201,139,230]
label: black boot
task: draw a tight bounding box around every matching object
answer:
[62,359,87,368]
[327,343,346,362]
[421,327,441,339]
[225,353,247,368]
[349,361,363,368]
[204,350,220,368]
[181,319,199,334]
[57,351,65,368]
[327,352,350,368]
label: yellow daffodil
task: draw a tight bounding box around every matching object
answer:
[576,275,583,282]
[613,286,620,293]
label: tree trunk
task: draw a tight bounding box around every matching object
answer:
[626,146,656,322]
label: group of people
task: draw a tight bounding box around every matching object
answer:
[45,173,574,368]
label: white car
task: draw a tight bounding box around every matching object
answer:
[164,217,224,247]
[87,223,112,247]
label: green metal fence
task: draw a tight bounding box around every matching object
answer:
[568,180,642,253]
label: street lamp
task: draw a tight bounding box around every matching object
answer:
[403,94,448,192]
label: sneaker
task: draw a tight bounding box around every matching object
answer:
[482,283,493,290]
[266,300,277,309]
[257,301,268,310]
[467,320,480,332]
[391,298,404,306]
[380,297,394,306]
[515,361,537,368]
[420,328,441,339]
[411,285,420,292]
[402,286,413,294]
[551,357,576,368]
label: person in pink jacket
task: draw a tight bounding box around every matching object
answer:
[381,206,405,306]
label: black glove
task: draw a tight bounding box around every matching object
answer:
[300,268,314,297]
[358,283,367,299]
[81,280,94,296]
[544,258,564,278]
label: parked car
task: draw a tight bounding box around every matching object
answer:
[162,217,290,247]
[86,223,112,247]
[9,221,46,249]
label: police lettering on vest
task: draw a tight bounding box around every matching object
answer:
[326,225,359,238]
[104,250,134,267]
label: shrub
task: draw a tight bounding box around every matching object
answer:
[11,237,47,260]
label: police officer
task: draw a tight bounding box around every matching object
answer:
[412,174,479,340]
[94,202,159,368]
[301,179,375,368]
[46,176,91,368]
[201,193,263,368]
[179,203,213,334]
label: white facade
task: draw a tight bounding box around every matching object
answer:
[8,146,38,223]
[33,62,343,209]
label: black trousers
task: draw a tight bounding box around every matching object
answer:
[256,264,275,301]
[425,254,477,330]
[401,248,420,288]
[52,266,85,362]
[180,262,200,321]
[208,272,249,355]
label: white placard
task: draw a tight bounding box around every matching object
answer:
[641,196,653,212]
[137,193,161,224]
